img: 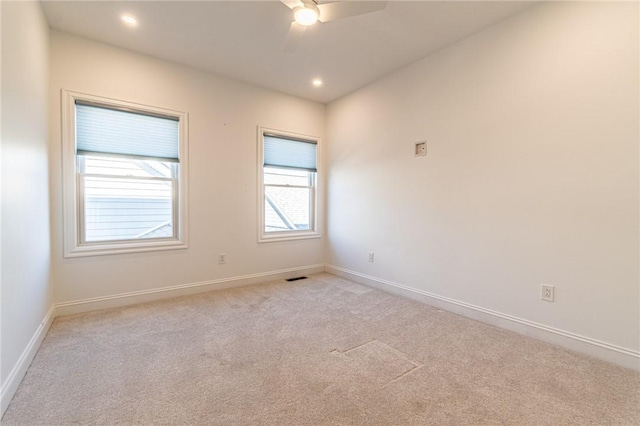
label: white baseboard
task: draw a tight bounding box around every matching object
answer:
[55,264,325,317]
[1,305,56,416]
[325,265,640,372]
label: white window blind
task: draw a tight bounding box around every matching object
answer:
[76,102,180,162]
[263,134,317,172]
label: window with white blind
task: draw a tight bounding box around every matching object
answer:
[62,91,188,257]
[258,128,320,242]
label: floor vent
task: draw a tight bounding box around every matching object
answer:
[286,276,308,282]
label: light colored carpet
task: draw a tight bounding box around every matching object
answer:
[3,273,639,425]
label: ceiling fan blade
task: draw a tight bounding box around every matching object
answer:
[280,0,303,10]
[284,21,307,53]
[318,0,387,23]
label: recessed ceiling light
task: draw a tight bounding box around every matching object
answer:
[121,15,138,27]
[312,79,323,87]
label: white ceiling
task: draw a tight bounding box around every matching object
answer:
[41,1,535,104]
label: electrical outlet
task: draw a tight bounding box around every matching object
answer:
[218,253,226,265]
[541,284,554,302]
[368,252,375,263]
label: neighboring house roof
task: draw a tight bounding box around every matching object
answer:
[136,221,173,239]
[265,188,310,232]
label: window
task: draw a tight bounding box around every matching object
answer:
[258,128,320,242]
[62,91,188,257]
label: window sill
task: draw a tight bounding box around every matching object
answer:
[258,231,321,243]
[64,239,187,258]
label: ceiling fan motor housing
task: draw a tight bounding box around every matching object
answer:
[294,1,320,26]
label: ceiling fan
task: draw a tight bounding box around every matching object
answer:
[280,0,388,52]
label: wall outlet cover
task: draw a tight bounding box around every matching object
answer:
[541,284,554,302]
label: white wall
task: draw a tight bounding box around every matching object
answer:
[326,1,639,353]
[1,0,53,404]
[49,31,325,303]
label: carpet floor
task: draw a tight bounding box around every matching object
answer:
[3,273,639,425]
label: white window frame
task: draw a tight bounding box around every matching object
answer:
[62,90,189,257]
[257,126,321,243]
